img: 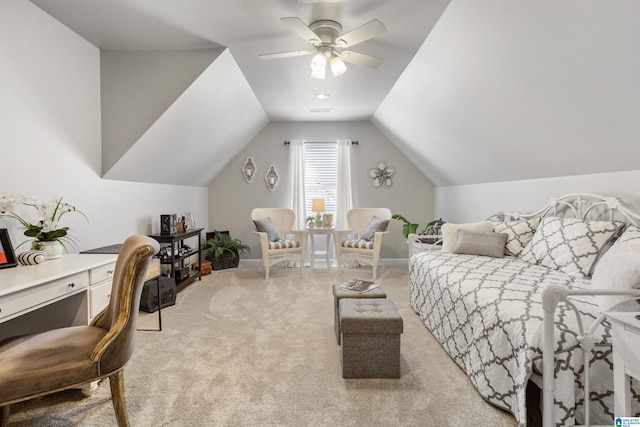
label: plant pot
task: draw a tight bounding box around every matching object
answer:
[34,241,63,260]
[209,249,239,270]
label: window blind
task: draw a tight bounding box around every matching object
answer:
[304,143,337,218]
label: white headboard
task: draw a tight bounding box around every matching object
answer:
[491,193,640,226]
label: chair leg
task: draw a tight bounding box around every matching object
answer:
[109,370,130,427]
[0,404,10,427]
[265,266,270,279]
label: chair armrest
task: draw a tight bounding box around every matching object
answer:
[253,231,270,250]
[372,230,388,248]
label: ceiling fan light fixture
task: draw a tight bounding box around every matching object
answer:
[329,54,347,77]
[310,51,327,79]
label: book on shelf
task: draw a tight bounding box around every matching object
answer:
[339,279,379,293]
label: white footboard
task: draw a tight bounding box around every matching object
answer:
[541,286,640,427]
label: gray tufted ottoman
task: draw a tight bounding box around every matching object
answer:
[339,298,403,378]
[332,283,387,345]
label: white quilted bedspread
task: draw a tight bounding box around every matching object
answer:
[409,251,640,426]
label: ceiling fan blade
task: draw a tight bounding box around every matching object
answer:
[336,19,386,48]
[280,17,321,45]
[259,50,314,60]
[338,51,384,69]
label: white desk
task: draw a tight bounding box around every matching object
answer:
[605,312,640,417]
[306,227,334,269]
[0,254,118,341]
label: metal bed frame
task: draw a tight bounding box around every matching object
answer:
[494,193,640,427]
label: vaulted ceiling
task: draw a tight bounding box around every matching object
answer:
[29,0,640,187]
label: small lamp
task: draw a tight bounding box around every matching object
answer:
[312,198,325,226]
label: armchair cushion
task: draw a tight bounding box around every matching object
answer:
[342,239,375,250]
[268,239,301,250]
[253,217,280,242]
[362,216,390,241]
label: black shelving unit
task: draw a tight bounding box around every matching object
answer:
[148,228,203,292]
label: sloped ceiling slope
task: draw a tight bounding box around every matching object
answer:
[101,48,227,176]
[103,49,269,186]
[373,0,640,187]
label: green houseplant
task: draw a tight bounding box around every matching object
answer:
[391,214,419,239]
[0,193,87,259]
[392,214,446,239]
[201,231,250,270]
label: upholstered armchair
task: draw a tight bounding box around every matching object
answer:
[0,235,160,427]
[334,208,391,280]
[251,208,308,279]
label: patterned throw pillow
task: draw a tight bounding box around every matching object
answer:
[362,216,390,242]
[441,221,494,252]
[253,217,280,242]
[452,230,508,258]
[519,216,623,278]
[493,217,540,257]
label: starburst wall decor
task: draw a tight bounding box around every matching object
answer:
[368,161,395,189]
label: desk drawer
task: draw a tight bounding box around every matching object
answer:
[0,272,88,322]
[89,280,112,319]
[90,262,116,285]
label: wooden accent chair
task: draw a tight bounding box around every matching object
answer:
[334,208,391,280]
[251,208,308,279]
[0,235,160,427]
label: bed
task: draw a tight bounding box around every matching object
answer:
[408,194,640,426]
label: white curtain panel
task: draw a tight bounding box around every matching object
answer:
[336,139,354,230]
[289,139,306,230]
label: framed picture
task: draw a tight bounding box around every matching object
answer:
[0,228,18,269]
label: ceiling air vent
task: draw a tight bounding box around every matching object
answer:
[309,108,333,113]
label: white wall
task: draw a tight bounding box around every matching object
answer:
[208,121,435,259]
[0,0,207,253]
[435,170,640,223]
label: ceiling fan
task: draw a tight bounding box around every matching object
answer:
[259,17,387,79]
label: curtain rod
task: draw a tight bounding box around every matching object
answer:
[283,140,359,146]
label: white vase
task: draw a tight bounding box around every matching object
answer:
[34,241,63,260]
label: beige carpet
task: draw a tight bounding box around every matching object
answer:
[7,261,520,426]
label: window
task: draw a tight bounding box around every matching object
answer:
[304,143,337,219]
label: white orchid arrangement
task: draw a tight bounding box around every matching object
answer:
[0,193,87,250]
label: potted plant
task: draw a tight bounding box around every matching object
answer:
[201,231,250,270]
[392,214,446,239]
[0,193,87,259]
[391,214,419,239]
[305,216,317,228]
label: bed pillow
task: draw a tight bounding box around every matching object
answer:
[614,224,640,246]
[441,221,493,252]
[493,217,540,257]
[253,217,280,242]
[592,242,640,312]
[519,216,623,278]
[362,216,390,242]
[452,230,508,258]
